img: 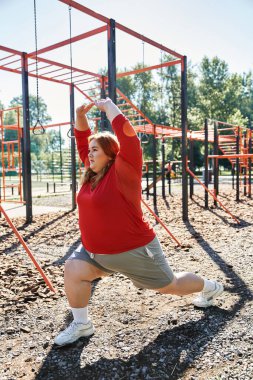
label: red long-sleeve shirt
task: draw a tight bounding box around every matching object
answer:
[75,114,155,254]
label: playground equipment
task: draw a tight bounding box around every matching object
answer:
[0,204,56,292]
[188,119,252,203]
[206,120,252,202]
[0,0,188,222]
[0,1,188,288]
[1,1,251,228]
[185,118,252,224]
[0,107,23,203]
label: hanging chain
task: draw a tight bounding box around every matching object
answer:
[69,5,73,85]
[67,5,75,139]
[34,0,39,118]
[33,0,45,135]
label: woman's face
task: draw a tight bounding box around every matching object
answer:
[88,139,112,173]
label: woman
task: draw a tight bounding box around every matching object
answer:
[54,98,223,346]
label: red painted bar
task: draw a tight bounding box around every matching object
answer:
[116,22,183,59]
[58,0,110,23]
[28,26,107,57]
[117,60,181,78]
[0,44,22,56]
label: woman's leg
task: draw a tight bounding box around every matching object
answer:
[54,260,109,346]
[155,272,204,295]
[64,259,108,307]
[155,272,223,308]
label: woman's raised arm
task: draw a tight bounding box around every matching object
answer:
[74,103,94,165]
[94,98,142,173]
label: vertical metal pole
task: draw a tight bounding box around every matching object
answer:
[248,129,252,198]
[189,133,194,199]
[59,126,63,183]
[52,152,55,182]
[181,56,188,221]
[236,127,240,202]
[21,53,32,223]
[232,165,235,190]
[204,118,209,208]
[70,83,76,211]
[100,76,107,131]
[20,136,26,201]
[146,163,149,199]
[168,165,171,196]
[161,138,166,198]
[107,19,116,110]
[243,133,247,196]
[153,126,157,209]
[213,122,219,205]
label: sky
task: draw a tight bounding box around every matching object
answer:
[0,0,252,140]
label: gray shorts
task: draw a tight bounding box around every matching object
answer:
[68,236,174,289]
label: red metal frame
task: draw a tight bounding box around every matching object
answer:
[141,199,182,246]
[0,204,56,292]
[0,107,23,203]
[116,60,181,78]
[1,0,184,91]
[0,0,188,287]
[186,167,240,224]
[28,26,107,57]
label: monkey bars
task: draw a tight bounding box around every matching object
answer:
[0,0,189,222]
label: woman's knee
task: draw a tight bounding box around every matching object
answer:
[64,260,82,281]
[64,259,105,282]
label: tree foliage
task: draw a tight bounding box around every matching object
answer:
[1,56,253,172]
[10,95,52,126]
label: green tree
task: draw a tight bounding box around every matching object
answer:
[9,94,53,154]
[8,95,58,178]
[240,71,253,127]
[117,74,137,101]
[131,63,157,159]
[10,95,52,126]
[197,56,249,125]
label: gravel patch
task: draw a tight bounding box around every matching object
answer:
[1,186,252,380]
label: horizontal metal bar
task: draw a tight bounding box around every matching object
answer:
[208,154,253,159]
[58,0,110,23]
[0,53,15,62]
[28,25,107,57]
[0,44,23,56]
[73,77,98,85]
[39,67,65,77]
[115,23,183,59]
[30,56,102,78]
[0,58,20,67]
[117,60,181,78]
[0,65,71,86]
[74,85,94,102]
[29,64,52,73]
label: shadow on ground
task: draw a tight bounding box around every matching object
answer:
[35,219,252,380]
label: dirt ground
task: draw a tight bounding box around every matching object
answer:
[0,185,252,380]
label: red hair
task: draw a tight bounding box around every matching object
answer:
[81,132,119,189]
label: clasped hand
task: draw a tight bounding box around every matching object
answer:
[76,97,113,117]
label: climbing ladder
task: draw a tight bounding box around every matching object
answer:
[0,106,23,203]
[215,122,252,197]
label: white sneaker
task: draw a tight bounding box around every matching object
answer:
[192,281,224,308]
[54,321,95,346]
